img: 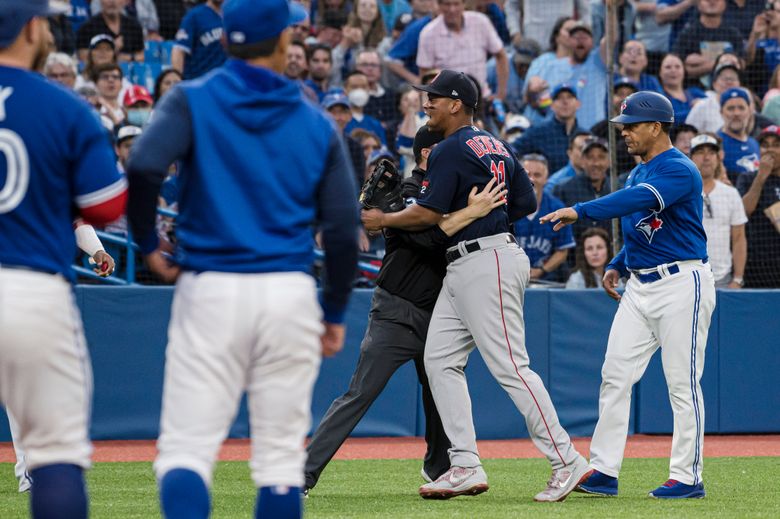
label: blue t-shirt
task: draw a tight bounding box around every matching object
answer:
[574,147,707,272]
[717,130,760,175]
[418,126,535,246]
[664,87,707,124]
[174,4,227,80]
[0,66,124,278]
[69,0,91,32]
[345,114,387,144]
[387,15,432,75]
[757,38,780,83]
[514,193,575,267]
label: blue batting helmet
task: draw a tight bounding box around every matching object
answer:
[610,91,674,125]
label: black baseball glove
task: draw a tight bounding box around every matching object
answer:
[359,159,405,213]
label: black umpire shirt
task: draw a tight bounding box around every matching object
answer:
[375,169,449,312]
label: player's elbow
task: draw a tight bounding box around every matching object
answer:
[80,190,127,226]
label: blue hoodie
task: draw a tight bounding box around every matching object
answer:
[127,59,359,322]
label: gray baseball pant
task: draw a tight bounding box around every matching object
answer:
[424,234,581,470]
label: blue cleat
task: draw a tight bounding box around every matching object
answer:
[575,469,618,496]
[649,479,705,499]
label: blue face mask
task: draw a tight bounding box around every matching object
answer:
[127,108,151,127]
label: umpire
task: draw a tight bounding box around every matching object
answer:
[305,126,506,493]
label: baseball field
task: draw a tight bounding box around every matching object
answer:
[2,435,779,518]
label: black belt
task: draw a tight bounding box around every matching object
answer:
[445,234,516,264]
[630,264,680,284]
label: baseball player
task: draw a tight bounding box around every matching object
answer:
[541,91,716,499]
[304,126,508,495]
[0,1,127,517]
[126,1,359,518]
[7,224,115,494]
[362,70,591,502]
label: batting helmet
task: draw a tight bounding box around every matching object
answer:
[610,91,674,125]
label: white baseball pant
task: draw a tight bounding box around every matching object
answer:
[589,261,715,485]
[154,271,323,489]
[0,268,93,471]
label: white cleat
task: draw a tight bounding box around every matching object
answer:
[534,456,592,502]
[419,466,489,500]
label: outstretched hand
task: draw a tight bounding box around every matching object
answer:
[539,207,579,231]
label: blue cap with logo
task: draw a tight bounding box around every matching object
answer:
[223,0,307,46]
[322,92,350,110]
[551,83,577,100]
[719,87,751,107]
[0,0,68,48]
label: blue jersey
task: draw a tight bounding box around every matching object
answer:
[573,147,708,273]
[0,66,125,279]
[126,59,359,322]
[387,15,432,75]
[514,193,575,267]
[717,130,759,175]
[174,4,227,80]
[418,126,536,246]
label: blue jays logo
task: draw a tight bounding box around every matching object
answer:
[635,211,663,243]
[620,100,628,114]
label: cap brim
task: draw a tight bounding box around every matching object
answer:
[288,2,308,26]
[413,83,445,96]
[610,114,653,124]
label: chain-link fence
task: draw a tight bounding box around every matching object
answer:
[47,1,779,288]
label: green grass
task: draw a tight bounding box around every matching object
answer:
[1,457,778,518]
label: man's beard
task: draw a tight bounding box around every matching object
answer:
[32,41,50,73]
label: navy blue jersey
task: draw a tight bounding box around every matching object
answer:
[174,4,227,80]
[418,126,536,245]
[514,193,575,267]
[574,147,708,273]
[0,66,125,279]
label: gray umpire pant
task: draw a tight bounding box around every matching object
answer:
[304,287,451,489]
[425,235,581,470]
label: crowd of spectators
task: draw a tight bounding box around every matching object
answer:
[42,0,779,288]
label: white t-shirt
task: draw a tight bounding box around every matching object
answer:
[702,180,748,280]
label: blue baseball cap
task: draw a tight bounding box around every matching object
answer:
[551,83,577,100]
[614,75,639,92]
[223,0,307,46]
[720,87,751,107]
[322,92,350,110]
[0,0,68,48]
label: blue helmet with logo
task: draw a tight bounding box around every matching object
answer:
[610,91,674,125]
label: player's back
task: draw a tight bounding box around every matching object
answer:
[172,60,347,273]
[421,125,534,245]
[0,66,122,277]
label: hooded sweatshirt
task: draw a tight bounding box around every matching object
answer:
[127,59,359,322]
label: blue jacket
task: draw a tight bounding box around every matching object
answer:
[127,60,359,322]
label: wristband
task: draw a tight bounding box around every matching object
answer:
[74,224,104,257]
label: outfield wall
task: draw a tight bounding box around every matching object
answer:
[1,287,778,441]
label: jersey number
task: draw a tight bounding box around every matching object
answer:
[490,159,505,184]
[0,129,30,214]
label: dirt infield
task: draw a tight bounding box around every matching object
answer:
[1,435,777,463]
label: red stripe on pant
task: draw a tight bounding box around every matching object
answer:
[494,250,566,466]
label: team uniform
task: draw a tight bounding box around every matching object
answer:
[513,192,576,278]
[174,3,226,80]
[416,123,589,499]
[305,168,451,492]
[126,1,359,516]
[574,146,715,496]
[0,13,127,514]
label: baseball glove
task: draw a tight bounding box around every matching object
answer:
[359,158,405,212]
